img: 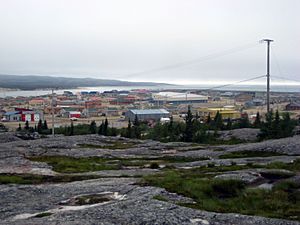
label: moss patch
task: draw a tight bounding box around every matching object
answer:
[143,167,300,221]
[219,150,284,159]
[0,173,101,184]
[30,155,211,173]
[78,141,136,149]
[30,156,120,173]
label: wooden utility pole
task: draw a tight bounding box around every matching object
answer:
[262,39,274,112]
[51,89,55,137]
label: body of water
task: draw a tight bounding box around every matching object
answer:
[0,84,300,98]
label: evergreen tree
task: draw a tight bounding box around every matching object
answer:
[206,113,211,125]
[98,121,104,135]
[133,115,141,139]
[195,112,200,121]
[109,127,118,136]
[133,115,140,126]
[90,120,97,134]
[37,119,43,133]
[272,110,281,138]
[126,119,132,138]
[43,120,48,130]
[70,121,74,136]
[25,121,29,130]
[259,110,273,140]
[266,110,273,128]
[281,112,294,137]
[168,116,176,141]
[253,112,261,128]
[184,106,193,142]
[17,123,22,131]
[214,111,223,130]
[239,113,250,128]
[168,116,174,132]
[103,118,108,136]
[226,118,232,130]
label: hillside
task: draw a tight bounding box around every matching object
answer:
[0,74,169,90]
[0,133,300,224]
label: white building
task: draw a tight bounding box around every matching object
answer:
[152,92,208,105]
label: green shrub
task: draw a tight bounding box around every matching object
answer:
[149,162,160,169]
[210,179,245,198]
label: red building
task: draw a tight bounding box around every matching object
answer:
[15,108,43,122]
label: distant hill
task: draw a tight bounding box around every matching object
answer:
[0,74,169,90]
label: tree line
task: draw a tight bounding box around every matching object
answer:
[19,108,297,143]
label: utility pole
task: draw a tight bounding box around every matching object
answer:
[262,39,274,113]
[51,89,55,137]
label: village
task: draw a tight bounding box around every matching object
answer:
[1,88,300,131]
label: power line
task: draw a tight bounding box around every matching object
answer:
[202,75,266,91]
[112,42,259,79]
[271,75,300,83]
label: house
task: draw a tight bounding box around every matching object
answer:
[235,93,254,103]
[28,98,45,106]
[68,111,81,118]
[125,109,170,121]
[3,109,43,122]
[286,102,300,111]
[3,111,21,121]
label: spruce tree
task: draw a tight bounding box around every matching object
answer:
[25,121,29,130]
[17,123,22,131]
[272,110,281,138]
[133,115,140,127]
[253,112,261,128]
[133,115,141,139]
[103,118,108,136]
[90,120,97,134]
[184,106,193,142]
[214,111,223,130]
[259,111,273,140]
[206,113,211,125]
[127,119,132,138]
[70,121,74,136]
[98,121,104,135]
[226,118,232,130]
[37,119,43,133]
[168,116,175,141]
[239,113,250,128]
[281,112,294,137]
[43,120,48,130]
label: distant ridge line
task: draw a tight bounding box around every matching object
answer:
[0,74,171,90]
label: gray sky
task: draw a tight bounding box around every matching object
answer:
[0,0,299,84]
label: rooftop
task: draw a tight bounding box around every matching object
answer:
[130,109,169,115]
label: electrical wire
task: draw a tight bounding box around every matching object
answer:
[112,42,259,79]
[202,75,266,91]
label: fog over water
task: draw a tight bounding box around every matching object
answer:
[1,84,300,98]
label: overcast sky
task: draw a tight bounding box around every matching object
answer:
[0,0,299,84]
